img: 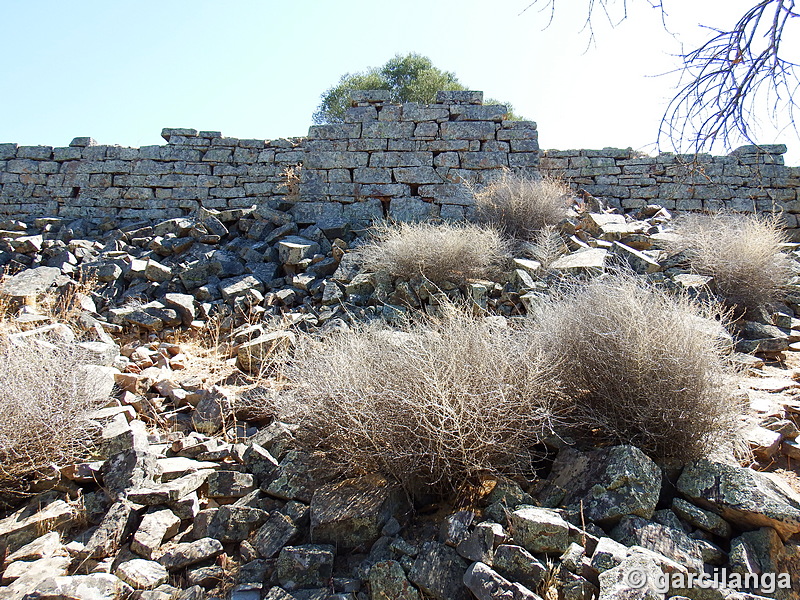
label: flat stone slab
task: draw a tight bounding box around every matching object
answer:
[310,473,404,550]
[550,248,608,273]
[0,498,79,554]
[0,266,61,298]
[677,459,800,541]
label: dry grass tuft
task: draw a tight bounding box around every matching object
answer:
[356,222,510,285]
[530,273,745,461]
[665,212,793,315]
[277,305,563,497]
[473,170,573,243]
[0,336,108,497]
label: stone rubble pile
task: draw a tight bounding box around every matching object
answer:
[2,200,800,599]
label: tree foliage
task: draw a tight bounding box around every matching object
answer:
[313,53,518,124]
[524,0,800,152]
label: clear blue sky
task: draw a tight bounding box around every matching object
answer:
[1,1,797,163]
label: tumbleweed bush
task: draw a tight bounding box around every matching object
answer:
[530,272,744,461]
[665,212,793,315]
[278,304,564,497]
[356,221,509,286]
[473,169,572,242]
[0,336,109,498]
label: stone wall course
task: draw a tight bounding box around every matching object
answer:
[0,91,798,230]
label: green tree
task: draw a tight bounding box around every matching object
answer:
[313,53,519,124]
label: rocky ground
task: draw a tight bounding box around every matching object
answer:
[1,200,800,600]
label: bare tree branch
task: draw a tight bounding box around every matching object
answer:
[522,0,800,152]
[660,0,800,152]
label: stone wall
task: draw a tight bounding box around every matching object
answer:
[0,90,538,225]
[1,89,800,229]
[539,145,800,228]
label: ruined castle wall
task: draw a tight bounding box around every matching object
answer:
[539,145,800,227]
[0,91,538,225]
[1,89,799,228]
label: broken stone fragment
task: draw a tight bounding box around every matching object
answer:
[131,508,182,560]
[114,558,169,589]
[549,247,608,274]
[598,553,663,600]
[206,471,256,498]
[158,537,224,571]
[510,507,572,554]
[78,499,141,560]
[236,330,296,373]
[463,561,540,600]
[670,498,732,539]
[0,497,79,555]
[310,473,405,550]
[610,515,703,574]
[677,458,800,541]
[492,544,547,590]
[536,445,661,526]
[275,544,335,591]
[0,265,60,300]
[408,541,470,600]
[368,559,421,600]
[13,572,133,600]
[254,512,299,559]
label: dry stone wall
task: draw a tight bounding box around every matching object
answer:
[1,89,800,230]
[540,145,800,228]
[0,90,538,226]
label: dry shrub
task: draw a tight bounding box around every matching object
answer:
[665,212,793,315]
[530,273,744,461]
[473,170,572,242]
[356,222,509,285]
[0,336,108,497]
[277,305,563,497]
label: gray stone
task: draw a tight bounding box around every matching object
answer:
[158,537,224,570]
[493,544,547,590]
[243,443,280,484]
[610,241,661,274]
[115,558,169,590]
[208,505,268,542]
[236,330,296,373]
[408,541,469,600]
[671,498,732,539]
[590,537,629,573]
[14,573,133,600]
[219,274,264,301]
[99,448,161,499]
[456,522,498,563]
[0,266,61,299]
[254,512,299,559]
[262,451,316,503]
[191,385,235,434]
[310,474,404,550]
[368,560,421,600]
[206,470,255,498]
[1,555,70,586]
[550,248,608,273]
[276,544,335,591]
[79,499,140,560]
[610,515,703,573]
[3,531,66,567]
[510,507,572,554]
[463,562,541,600]
[131,509,182,559]
[598,553,664,600]
[126,469,214,504]
[677,459,800,541]
[537,445,661,526]
[0,498,79,555]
